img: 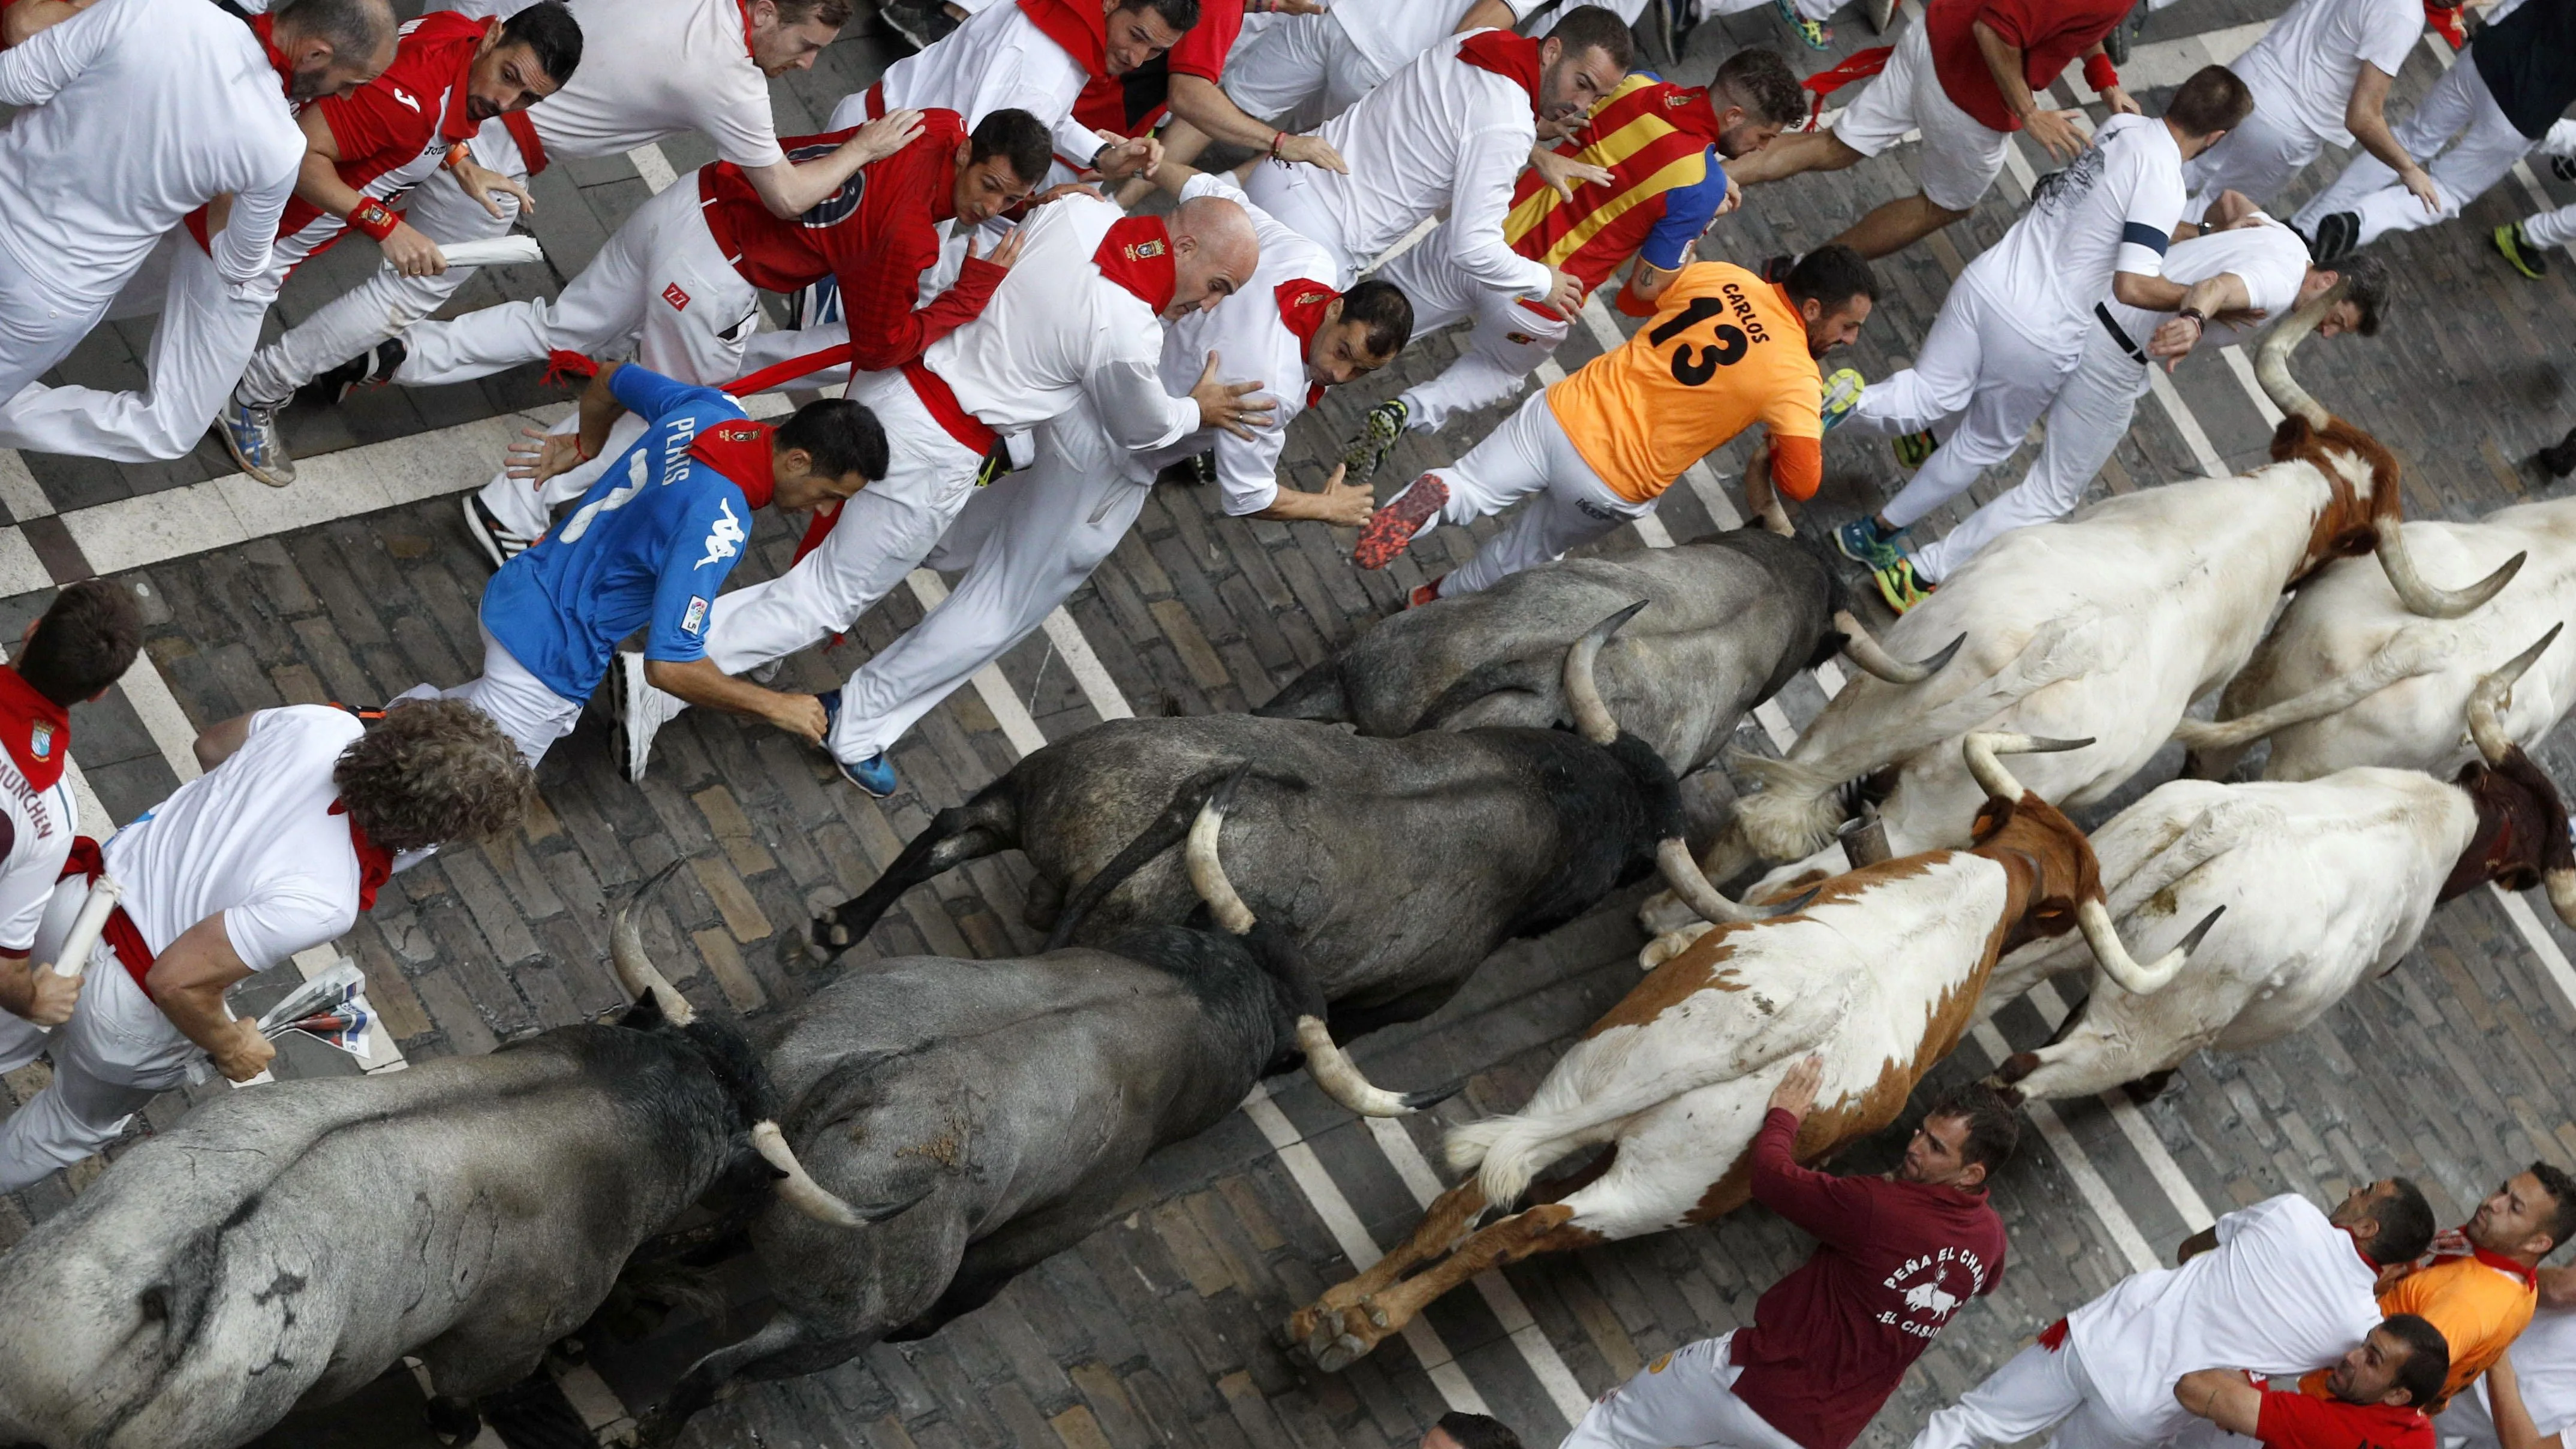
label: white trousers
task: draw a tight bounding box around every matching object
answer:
[237,118,531,409]
[2180,77,2325,222]
[829,426,1147,760]
[1379,235,1570,434]
[0,880,198,1192]
[1242,161,1359,284]
[1911,1337,2175,1449]
[0,243,116,406]
[1561,1333,1811,1449]
[0,234,270,461]
[1846,280,2081,532]
[2515,120,2576,246]
[1912,318,2143,581]
[2294,56,2533,248]
[1219,15,1383,129]
[398,626,587,769]
[1832,19,2012,212]
[1405,389,1656,596]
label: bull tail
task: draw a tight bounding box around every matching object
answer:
[1444,1114,1586,1210]
[1045,763,1304,950]
[1416,655,1558,732]
[2171,627,2452,754]
[811,785,1021,956]
[1253,659,1351,722]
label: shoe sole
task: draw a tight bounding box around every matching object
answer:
[1875,572,1930,614]
[218,423,293,489]
[1352,478,1448,570]
[2496,228,2547,280]
[462,496,514,572]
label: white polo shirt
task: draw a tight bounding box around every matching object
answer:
[444,0,787,167]
[2231,0,2423,147]
[1967,111,2187,347]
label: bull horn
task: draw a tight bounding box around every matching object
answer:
[612,860,694,1028]
[1294,1016,1457,1118]
[2378,525,2523,620]
[1962,733,2094,803]
[750,1120,923,1228]
[2467,624,2562,765]
[2080,902,2223,997]
[1565,600,1648,746]
[1654,837,1777,926]
[1835,610,1963,685]
[2547,869,2576,932]
[2252,281,2339,430]
[1184,770,1258,936]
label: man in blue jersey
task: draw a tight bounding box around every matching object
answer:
[406,360,888,767]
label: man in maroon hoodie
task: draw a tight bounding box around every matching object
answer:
[1562,1055,2017,1449]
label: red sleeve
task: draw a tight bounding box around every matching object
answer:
[320,82,416,165]
[2255,1390,2344,1449]
[827,143,998,372]
[1770,434,1823,502]
[1164,0,1244,82]
[1751,1107,1880,1246]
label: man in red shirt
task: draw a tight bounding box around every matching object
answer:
[2175,1316,2451,1449]
[434,107,1049,562]
[1092,0,1346,206]
[1727,0,2135,259]
[1560,1056,2015,1449]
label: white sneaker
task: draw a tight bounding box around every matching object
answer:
[613,652,682,782]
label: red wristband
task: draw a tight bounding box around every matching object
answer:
[2084,54,2120,93]
[348,197,400,242]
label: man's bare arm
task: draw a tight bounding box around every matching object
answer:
[2346,64,2438,213]
[736,109,925,219]
[1455,0,1518,31]
[1168,74,1346,170]
[1253,463,1373,526]
[2490,1354,2563,1449]
[292,107,449,277]
[143,915,273,1083]
[1974,19,2083,162]
[2174,1370,2263,1436]
[193,713,256,773]
[642,657,826,744]
[0,950,73,1026]
[2175,1225,2220,1263]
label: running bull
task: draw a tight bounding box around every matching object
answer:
[0,878,853,1449]
[1284,733,2216,1373]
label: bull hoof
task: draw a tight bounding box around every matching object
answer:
[1308,1316,1379,1375]
[809,911,854,953]
[1994,1051,2041,1085]
[2122,1068,2180,1104]
[1284,1303,1325,1348]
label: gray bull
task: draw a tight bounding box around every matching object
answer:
[808,609,1772,1038]
[1255,529,1960,776]
[0,879,852,1449]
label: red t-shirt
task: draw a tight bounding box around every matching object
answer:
[1728,1109,2009,1449]
[699,110,1004,373]
[1925,0,2130,133]
[2255,1385,2435,1449]
[1069,0,1243,135]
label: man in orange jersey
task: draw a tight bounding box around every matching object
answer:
[1352,246,1874,603]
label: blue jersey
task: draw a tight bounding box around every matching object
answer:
[482,366,757,701]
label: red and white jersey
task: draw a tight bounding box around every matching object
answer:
[1142,171,1338,514]
[106,706,379,972]
[0,670,74,956]
[2066,1193,2382,1436]
[444,0,785,168]
[837,0,1099,176]
[924,193,1196,448]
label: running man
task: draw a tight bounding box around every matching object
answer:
[1909,1177,2437,1449]
[2354,1167,2576,1408]
[423,360,886,769]
[1561,1057,2014,1449]
[2175,0,2433,222]
[1832,70,2249,614]
[1352,247,1876,604]
[1725,0,2138,260]
[1346,48,1806,472]
[0,0,392,420]
[0,584,143,1041]
[2174,1317,2451,1449]
[0,698,534,1191]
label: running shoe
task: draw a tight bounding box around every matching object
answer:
[1834,517,1906,572]
[1652,0,1701,65]
[311,337,407,406]
[787,273,843,331]
[462,494,534,571]
[1409,575,1445,609]
[1891,429,1939,469]
[2555,155,2576,183]
[1771,0,1829,49]
[612,650,682,784]
[877,0,958,50]
[217,396,294,487]
[1865,0,1895,31]
[2103,0,2138,63]
[2307,212,2360,264]
[1819,369,1865,432]
[1874,557,1936,614]
[815,688,899,797]
[1341,398,1409,485]
[1353,474,1448,570]
[2496,222,2551,280]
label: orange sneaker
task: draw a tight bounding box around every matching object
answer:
[1409,576,1445,608]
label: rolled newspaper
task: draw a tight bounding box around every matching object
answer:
[49,874,122,978]
[435,236,545,270]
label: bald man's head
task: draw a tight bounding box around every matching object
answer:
[1166,196,1261,319]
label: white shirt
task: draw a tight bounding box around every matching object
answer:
[2449,1308,2576,1449]
[447,0,786,167]
[1325,0,1486,80]
[0,0,302,303]
[1308,31,1552,297]
[1142,172,1340,513]
[924,194,1197,451]
[2231,0,2422,148]
[107,706,371,972]
[2066,1194,2382,1436]
[1967,111,2186,345]
[2102,212,2311,353]
[853,0,1099,173]
[0,743,74,957]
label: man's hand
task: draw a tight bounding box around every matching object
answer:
[766,691,828,745]
[1743,435,1792,535]
[2146,312,2204,363]
[1030,181,1102,208]
[1088,132,1164,182]
[1531,146,1614,202]
[2101,85,2141,116]
[1717,173,1743,217]
[2399,161,2441,213]
[2021,106,2089,162]
[452,156,535,221]
[968,225,1029,271]
[1272,132,1350,173]
[378,221,448,278]
[850,107,926,167]
[1540,266,1584,319]
[1188,353,1276,439]
[209,1017,276,1084]
[23,964,79,1028]
[1308,463,1374,526]
[505,425,587,487]
[1768,1054,1826,1119]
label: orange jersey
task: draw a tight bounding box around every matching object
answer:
[1503,74,1730,303]
[1548,261,1823,505]
[2300,1255,2536,1410]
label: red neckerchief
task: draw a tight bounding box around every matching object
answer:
[734,0,758,61]
[252,13,296,96]
[1456,29,1543,117]
[327,801,396,912]
[1659,83,1726,143]
[1096,215,1178,313]
[1018,0,1111,79]
[2470,1243,2542,1289]
[1274,278,1338,407]
[438,20,502,143]
[686,420,780,508]
[2343,1226,2385,1273]
[0,667,69,794]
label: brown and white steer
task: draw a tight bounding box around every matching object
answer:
[1283,734,2218,1373]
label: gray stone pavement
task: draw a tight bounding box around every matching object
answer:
[5,2,2576,1447]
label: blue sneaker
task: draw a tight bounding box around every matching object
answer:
[815,690,898,797]
[1834,517,1907,572]
[217,394,294,487]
